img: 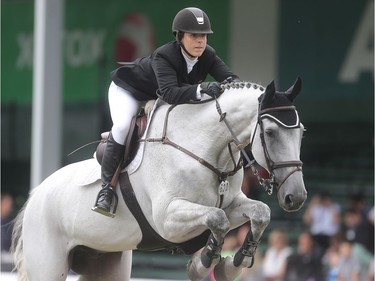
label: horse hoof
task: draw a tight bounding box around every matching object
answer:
[187,256,211,281]
[214,256,242,281]
[187,257,203,281]
[233,251,255,268]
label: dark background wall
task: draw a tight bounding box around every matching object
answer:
[1,0,373,215]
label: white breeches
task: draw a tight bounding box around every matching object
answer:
[108,82,141,144]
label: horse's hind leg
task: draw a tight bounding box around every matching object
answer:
[23,237,70,281]
[74,250,132,281]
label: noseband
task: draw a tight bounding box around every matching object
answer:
[248,105,303,195]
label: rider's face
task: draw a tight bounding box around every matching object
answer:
[181,33,207,58]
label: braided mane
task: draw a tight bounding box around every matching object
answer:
[221,81,265,92]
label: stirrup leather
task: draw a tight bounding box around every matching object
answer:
[91,186,119,218]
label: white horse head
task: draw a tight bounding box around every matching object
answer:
[249,77,306,211]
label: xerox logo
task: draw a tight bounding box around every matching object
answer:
[15,29,107,69]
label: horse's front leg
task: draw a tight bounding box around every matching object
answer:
[214,193,271,281]
[155,199,230,281]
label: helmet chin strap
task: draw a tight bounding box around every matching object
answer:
[176,32,197,59]
[179,42,197,59]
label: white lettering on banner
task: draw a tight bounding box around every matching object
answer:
[338,0,374,83]
[14,29,107,70]
[65,29,106,67]
[16,32,34,69]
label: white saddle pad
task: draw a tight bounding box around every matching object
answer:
[74,159,101,186]
[75,99,163,186]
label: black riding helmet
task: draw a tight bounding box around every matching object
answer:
[172,7,213,57]
[172,7,213,36]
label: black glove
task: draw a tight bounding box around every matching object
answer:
[222,76,241,84]
[200,82,224,98]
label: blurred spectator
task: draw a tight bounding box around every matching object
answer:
[337,238,363,281]
[343,207,374,254]
[1,193,15,253]
[325,248,340,281]
[367,257,374,281]
[351,242,374,281]
[324,232,373,281]
[1,193,15,266]
[367,206,374,226]
[303,191,341,254]
[346,192,371,220]
[322,234,342,281]
[283,232,324,281]
[260,229,292,281]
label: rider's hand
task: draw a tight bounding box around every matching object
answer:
[222,76,241,84]
[200,82,224,98]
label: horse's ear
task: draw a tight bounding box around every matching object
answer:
[286,76,302,101]
[261,80,276,105]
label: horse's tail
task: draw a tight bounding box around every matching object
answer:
[10,200,29,281]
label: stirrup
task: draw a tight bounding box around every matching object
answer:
[91,186,119,218]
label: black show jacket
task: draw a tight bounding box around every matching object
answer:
[111,41,238,104]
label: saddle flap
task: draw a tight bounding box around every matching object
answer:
[123,110,147,168]
[95,111,148,168]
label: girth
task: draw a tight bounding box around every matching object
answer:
[118,172,210,254]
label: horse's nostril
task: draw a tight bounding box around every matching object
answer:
[285,194,293,206]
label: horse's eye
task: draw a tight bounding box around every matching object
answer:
[265,129,274,137]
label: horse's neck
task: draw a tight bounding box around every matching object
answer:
[218,87,261,144]
[154,86,261,168]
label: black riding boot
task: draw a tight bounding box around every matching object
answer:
[92,133,125,217]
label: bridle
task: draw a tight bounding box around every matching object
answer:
[246,105,303,195]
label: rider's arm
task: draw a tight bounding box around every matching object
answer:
[152,49,200,104]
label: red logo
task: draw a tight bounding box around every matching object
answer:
[115,13,156,62]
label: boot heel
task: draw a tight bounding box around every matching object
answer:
[92,186,119,218]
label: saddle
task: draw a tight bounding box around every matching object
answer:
[96,110,148,168]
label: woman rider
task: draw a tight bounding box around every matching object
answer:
[92,7,240,217]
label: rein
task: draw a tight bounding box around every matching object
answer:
[140,100,243,208]
[140,103,242,180]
